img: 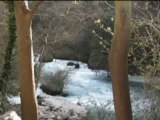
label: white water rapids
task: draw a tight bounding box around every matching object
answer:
[8,59,148,112]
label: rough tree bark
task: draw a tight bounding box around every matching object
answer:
[14,1,42,120]
[109,1,132,120]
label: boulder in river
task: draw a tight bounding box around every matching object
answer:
[75,63,80,69]
[40,70,68,96]
[67,62,76,66]
[67,62,80,69]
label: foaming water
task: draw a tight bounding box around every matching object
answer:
[9,59,147,112]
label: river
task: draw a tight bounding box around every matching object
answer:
[9,59,148,113]
[40,59,147,111]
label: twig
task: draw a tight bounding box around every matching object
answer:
[35,34,48,90]
[67,5,71,15]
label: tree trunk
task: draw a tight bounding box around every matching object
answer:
[14,1,42,120]
[109,1,132,120]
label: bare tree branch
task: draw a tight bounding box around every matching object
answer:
[67,5,71,15]
[31,1,43,15]
[35,34,48,90]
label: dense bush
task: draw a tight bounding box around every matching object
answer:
[0,1,17,114]
[129,1,160,76]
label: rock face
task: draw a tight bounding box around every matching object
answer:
[0,111,21,120]
[88,50,108,70]
[39,95,87,120]
[32,1,113,70]
[41,40,90,64]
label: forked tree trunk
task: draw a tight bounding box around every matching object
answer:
[14,1,42,120]
[109,1,132,120]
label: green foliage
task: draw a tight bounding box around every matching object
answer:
[1,1,16,84]
[0,92,9,115]
[0,1,16,114]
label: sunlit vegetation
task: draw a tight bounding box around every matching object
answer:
[92,1,160,76]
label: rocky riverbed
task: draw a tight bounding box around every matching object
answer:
[38,95,87,120]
